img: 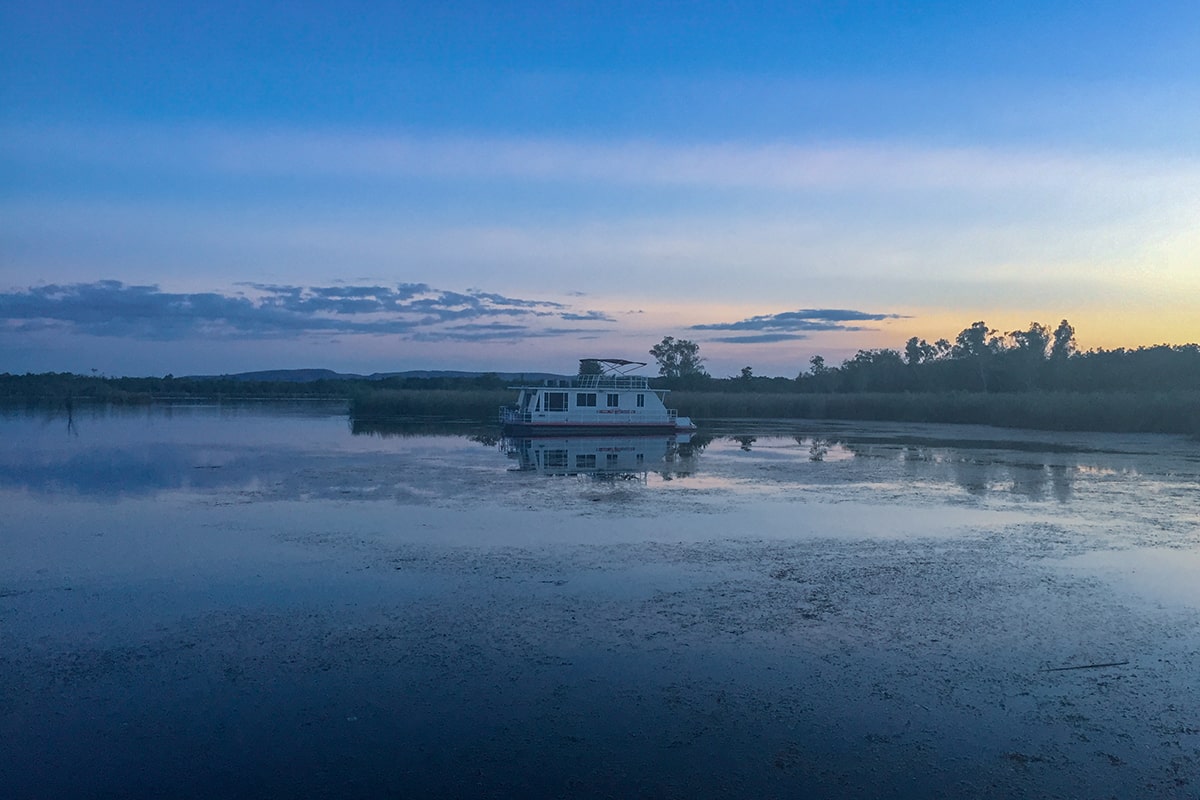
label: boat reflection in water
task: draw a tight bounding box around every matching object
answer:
[503,434,698,479]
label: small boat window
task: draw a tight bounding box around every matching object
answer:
[636,393,645,407]
[545,450,568,468]
[576,392,597,407]
[545,392,568,411]
[606,393,619,407]
[576,454,596,468]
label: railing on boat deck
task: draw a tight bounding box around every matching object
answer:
[500,408,530,424]
[569,374,653,390]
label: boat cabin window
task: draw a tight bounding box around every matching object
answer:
[576,454,596,469]
[544,392,568,412]
[576,392,597,407]
[545,450,568,468]
[636,393,645,407]
[606,393,619,407]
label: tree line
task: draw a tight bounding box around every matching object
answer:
[2,319,1196,405]
[0,371,511,404]
[649,321,1200,394]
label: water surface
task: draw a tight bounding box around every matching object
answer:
[2,403,1198,798]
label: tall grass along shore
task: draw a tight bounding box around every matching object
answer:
[3,373,1196,436]
[669,390,1200,436]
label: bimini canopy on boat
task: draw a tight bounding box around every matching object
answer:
[582,358,646,373]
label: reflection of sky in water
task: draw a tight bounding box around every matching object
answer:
[2,405,1198,516]
[1059,548,1200,608]
[0,403,492,497]
[688,433,1199,512]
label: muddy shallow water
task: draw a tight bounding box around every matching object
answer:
[2,403,1198,798]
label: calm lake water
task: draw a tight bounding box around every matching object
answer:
[2,402,1198,798]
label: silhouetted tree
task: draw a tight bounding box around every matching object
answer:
[953,321,1001,359]
[904,337,950,366]
[798,354,840,392]
[953,321,1002,390]
[1051,319,1076,360]
[649,336,708,379]
[1007,322,1051,389]
[1009,322,1051,358]
[841,348,907,391]
[904,337,927,366]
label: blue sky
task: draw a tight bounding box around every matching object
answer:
[3,1,1198,376]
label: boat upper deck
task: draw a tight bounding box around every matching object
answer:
[508,359,663,393]
[508,373,655,392]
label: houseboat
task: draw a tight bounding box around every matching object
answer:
[504,434,677,477]
[499,359,696,434]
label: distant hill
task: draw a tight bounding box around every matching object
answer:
[183,368,567,383]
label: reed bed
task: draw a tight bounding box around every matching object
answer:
[347,387,1200,436]
[670,390,1200,435]
[350,389,511,422]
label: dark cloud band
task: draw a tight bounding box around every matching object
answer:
[691,308,908,339]
[706,333,811,344]
[0,281,614,343]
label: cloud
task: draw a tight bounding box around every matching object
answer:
[560,311,616,322]
[691,308,907,337]
[707,333,810,344]
[0,281,611,343]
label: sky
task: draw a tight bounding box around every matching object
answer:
[2,1,1198,378]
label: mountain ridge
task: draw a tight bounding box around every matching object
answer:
[181,368,568,383]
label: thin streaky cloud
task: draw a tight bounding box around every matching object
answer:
[707,333,811,344]
[6,122,1200,195]
[692,309,908,334]
[561,311,616,322]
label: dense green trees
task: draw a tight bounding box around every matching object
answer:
[903,337,949,367]
[666,320,1197,433]
[3,319,1196,424]
[649,336,709,379]
[1051,319,1076,360]
[793,320,1198,395]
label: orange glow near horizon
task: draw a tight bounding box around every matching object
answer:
[896,306,1199,354]
[581,299,1200,378]
[607,297,1198,354]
